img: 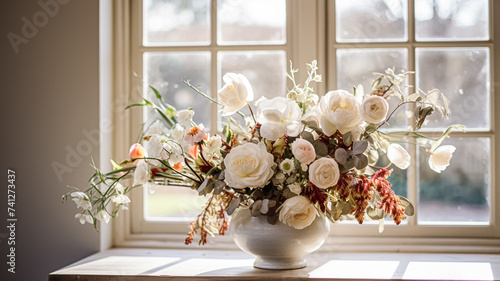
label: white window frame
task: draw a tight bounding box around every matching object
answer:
[110,0,500,251]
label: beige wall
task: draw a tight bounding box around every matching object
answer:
[0,0,100,280]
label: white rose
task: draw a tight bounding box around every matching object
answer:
[203,135,223,159]
[133,160,149,186]
[360,96,389,124]
[177,109,194,127]
[319,90,363,136]
[224,142,275,189]
[429,145,456,173]
[387,143,411,169]
[256,97,302,141]
[279,195,317,229]
[291,138,316,164]
[218,73,254,116]
[309,157,340,189]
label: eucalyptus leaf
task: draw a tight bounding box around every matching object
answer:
[334,148,348,165]
[366,206,385,220]
[343,132,353,146]
[354,154,368,170]
[313,141,328,157]
[301,131,315,143]
[251,200,263,217]
[227,197,241,216]
[398,196,415,216]
[352,140,368,155]
[213,181,226,195]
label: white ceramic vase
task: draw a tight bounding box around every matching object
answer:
[230,208,330,270]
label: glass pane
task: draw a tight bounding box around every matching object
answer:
[418,138,490,224]
[218,0,286,45]
[218,51,286,128]
[416,47,490,130]
[335,0,407,42]
[144,0,210,46]
[337,48,408,129]
[144,52,211,127]
[145,184,207,219]
[415,0,489,41]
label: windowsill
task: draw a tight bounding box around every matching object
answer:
[49,248,499,280]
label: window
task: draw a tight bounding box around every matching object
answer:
[113,0,500,247]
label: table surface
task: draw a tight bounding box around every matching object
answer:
[49,248,500,281]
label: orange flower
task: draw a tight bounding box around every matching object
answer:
[173,162,183,172]
[129,143,145,159]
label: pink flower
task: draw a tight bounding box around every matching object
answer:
[129,143,145,159]
[291,139,316,164]
[184,125,207,146]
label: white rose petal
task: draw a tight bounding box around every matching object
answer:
[360,96,389,124]
[291,138,316,165]
[218,73,254,116]
[319,90,363,136]
[279,196,317,229]
[429,145,456,173]
[309,157,340,189]
[387,143,411,170]
[223,142,275,189]
[133,160,149,186]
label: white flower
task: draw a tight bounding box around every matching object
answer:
[279,195,317,229]
[280,158,295,175]
[163,142,184,166]
[301,108,321,127]
[291,138,316,165]
[75,213,93,225]
[146,120,165,136]
[96,210,111,224]
[288,183,302,195]
[133,160,149,186]
[184,124,206,146]
[71,192,92,210]
[218,73,254,116]
[318,90,363,136]
[387,143,411,170]
[177,109,194,127]
[170,123,184,142]
[360,96,389,124]
[110,184,131,205]
[429,145,456,173]
[256,97,302,141]
[223,142,275,189]
[309,157,340,189]
[202,135,222,159]
[145,134,163,158]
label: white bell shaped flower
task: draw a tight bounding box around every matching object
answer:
[428,145,456,173]
[218,73,254,116]
[387,143,411,170]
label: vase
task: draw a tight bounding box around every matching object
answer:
[229,208,330,270]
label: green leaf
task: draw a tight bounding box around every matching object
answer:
[225,119,232,144]
[301,131,315,143]
[398,196,415,216]
[352,140,368,155]
[366,206,385,220]
[313,141,328,157]
[149,85,163,102]
[227,197,241,216]
[155,108,174,128]
[110,159,122,171]
[125,100,153,109]
[343,132,353,146]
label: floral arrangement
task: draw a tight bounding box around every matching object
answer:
[64,61,464,245]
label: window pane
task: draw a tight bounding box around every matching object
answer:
[218,51,286,128]
[418,138,490,224]
[335,0,407,42]
[218,0,286,45]
[144,0,210,46]
[337,48,408,129]
[144,52,211,126]
[415,0,489,41]
[416,47,490,130]
[145,184,207,220]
